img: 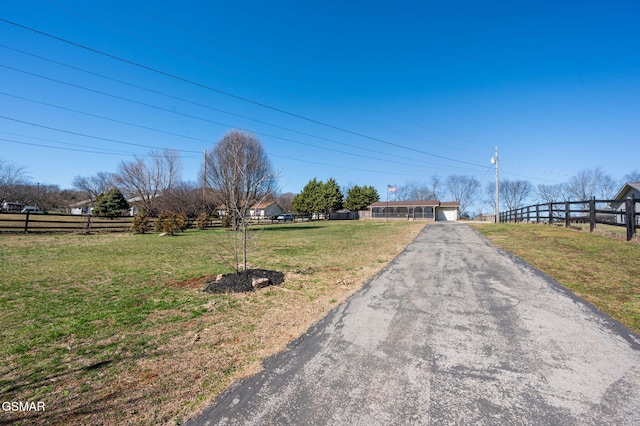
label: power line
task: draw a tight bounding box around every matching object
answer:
[0,45,448,165]
[1,137,141,156]
[114,0,489,157]
[0,130,138,155]
[0,90,212,146]
[0,115,200,153]
[0,72,448,170]
[0,18,489,169]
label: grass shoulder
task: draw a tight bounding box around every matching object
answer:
[472,223,640,335]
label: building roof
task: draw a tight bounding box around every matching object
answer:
[369,200,459,208]
[218,201,279,210]
[251,201,279,210]
[613,182,640,201]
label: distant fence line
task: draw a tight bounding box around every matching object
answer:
[0,212,317,234]
[499,197,639,241]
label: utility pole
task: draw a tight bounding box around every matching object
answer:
[203,149,207,211]
[491,147,499,223]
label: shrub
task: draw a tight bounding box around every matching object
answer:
[196,213,210,230]
[221,214,233,228]
[155,212,188,235]
[130,214,151,234]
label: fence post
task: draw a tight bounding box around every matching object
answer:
[548,203,553,225]
[24,211,30,233]
[626,196,636,241]
[565,202,570,228]
[84,214,92,234]
[536,204,540,223]
[589,197,596,233]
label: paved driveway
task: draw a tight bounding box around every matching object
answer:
[187,223,640,425]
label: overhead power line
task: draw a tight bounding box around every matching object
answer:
[0,115,201,153]
[0,46,447,164]
[0,72,448,170]
[0,18,488,170]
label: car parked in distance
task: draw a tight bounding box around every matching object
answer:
[276,214,294,221]
[21,206,44,214]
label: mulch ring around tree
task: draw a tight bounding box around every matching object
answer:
[203,269,285,293]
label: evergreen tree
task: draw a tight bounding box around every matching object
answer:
[292,178,323,217]
[292,178,344,219]
[322,178,343,217]
[93,189,130,218]
[344,185,380,211]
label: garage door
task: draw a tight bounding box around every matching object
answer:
[437,207,457,221]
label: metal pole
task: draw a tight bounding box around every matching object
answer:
[386,186,389,221]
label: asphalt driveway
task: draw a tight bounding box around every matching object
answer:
[186,223,640,425]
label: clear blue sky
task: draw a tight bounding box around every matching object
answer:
[1,1,639,208]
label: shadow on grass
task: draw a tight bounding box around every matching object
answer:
[254,224,327,232]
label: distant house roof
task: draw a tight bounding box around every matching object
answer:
[613,182,640,200]
[370,200,440,208]
[368,200,460,208]
[251,202,279,210]
[69,199,93,208]
[218,201,279,210]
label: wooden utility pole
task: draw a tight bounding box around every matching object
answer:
[203,149,207,211]
[491,147,499,223]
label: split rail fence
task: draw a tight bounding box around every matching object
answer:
[0,212,215,234]
[0,212,310,234]
[499,197,639,241]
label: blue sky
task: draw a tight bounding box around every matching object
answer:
[1,1,639,209]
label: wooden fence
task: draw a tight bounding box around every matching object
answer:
[0,212,211,234]
[499,197,639,241]
[0,212,311,234]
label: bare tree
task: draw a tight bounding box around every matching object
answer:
[397,175,441,201]
[205,130,277,272]
[0,157,28,203]
[276,192,296,213]
[72,171,117,201]
[445,175,479,216]
[537,183,569,204]
[116,150,181,215]
[567,167,618,201]
[623,169,640,183]
[156,180,203,218]
[499,179,533,211]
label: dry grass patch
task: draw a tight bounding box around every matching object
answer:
[0,220,425,425]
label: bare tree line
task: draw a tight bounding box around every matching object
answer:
[2,147,639,219]
[390,167,640,218]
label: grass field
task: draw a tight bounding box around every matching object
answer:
[0,220,425,425]
[473,223,640,335]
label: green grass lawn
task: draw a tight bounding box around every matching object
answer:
[0,220,425,425]
[473,223,640,334]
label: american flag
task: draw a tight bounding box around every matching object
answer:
[387,185,397,193]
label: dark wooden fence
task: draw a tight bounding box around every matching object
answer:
[0,212,214,234]
[499,197,639,241]
[0,212,311,234]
